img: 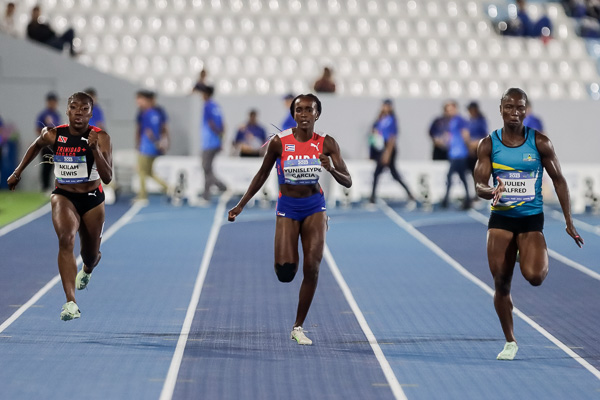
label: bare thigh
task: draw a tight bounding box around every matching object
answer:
[274,216,301,265]
[51,194,80,244]
[79,202,105,262]
[300,212,327,267]
[516,231,548,283]
[487,228,518,290]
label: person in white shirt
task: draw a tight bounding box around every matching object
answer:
[0,3,18,37]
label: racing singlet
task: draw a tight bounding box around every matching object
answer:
[490,127,543,217]
[276,129,326,186]
[52,125,101,184]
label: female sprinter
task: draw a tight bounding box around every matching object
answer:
[7,92,113,321]
[228,94,352,345]
[474,88,583,360]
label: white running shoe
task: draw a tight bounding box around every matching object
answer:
[60,301,81,321]
[497,341,518,360]
[290,326,312,345]
[76,267,92,290]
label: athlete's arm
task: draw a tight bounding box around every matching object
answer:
[7,127,56,190]
[228,136,281,222]
[537,133,583,247]
[474,136,504,205]
[320,135,352,188]
[89,130,113,184]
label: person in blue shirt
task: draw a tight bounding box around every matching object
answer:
[85,88,106,130]
[523,102,544,134]
[234,109,267,158]
[200,85,227,201]
[466,101,489,174]
[36,92,61,191]
[135,90,169,202]
[429,102,451,160]
[474,88,583,360]
[369,99,415,204]
[281,93,296,131]
[440,101,472,209]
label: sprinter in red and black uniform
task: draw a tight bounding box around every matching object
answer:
[7,92,113,321]
[228,94,352,345]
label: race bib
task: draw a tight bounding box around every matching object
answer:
[498,171,536,202]
[54,155,89,184]
[283,158,322,185]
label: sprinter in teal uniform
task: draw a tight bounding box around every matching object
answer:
[474,88,583,361]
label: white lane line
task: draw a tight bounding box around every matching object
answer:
[550,210,600,236]
[324,246,408,400]
[382,203,600,381]
[468,210,600,282]
[160,193,231,400]
[0,202,51,237]
[0,201,145,334]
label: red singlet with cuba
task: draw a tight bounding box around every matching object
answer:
[276,129,326,185]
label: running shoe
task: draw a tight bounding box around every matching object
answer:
[290,326,312,345]
[76,267,92,290]
[497,341,518,360]
[60,301,80,321]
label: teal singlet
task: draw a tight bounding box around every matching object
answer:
[490,127,543,217]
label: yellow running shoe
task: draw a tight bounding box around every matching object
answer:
[76,267,92,290]
[60,301,80,321]
[290,326,312,345]
[497,341,518,360]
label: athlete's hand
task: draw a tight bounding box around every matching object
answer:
[566,224,584,248]
[88,131,99,150]
[319,153,333,172]
[228,204,243,222]
[7,172,21,191]
[492,177,505,206]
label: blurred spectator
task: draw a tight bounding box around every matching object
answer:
[0,2,18,37]
[84,88,106,131]
[523,102,545,134]
[429,102,451,160]
[27,5,77,56]
[36,92,61,192]
[192,69,210,94]
[369,99,416,204]
[500,0,552,38]
[440,101,472,210]
[281,93,296,131]
[199,85,227,201]
[563,0,600,38]
[0,112,4,180]
[466,101,489,174]
[234,109,267,158]
[313,67,336,93]
[135,90,169,202]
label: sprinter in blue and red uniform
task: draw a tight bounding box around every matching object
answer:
[474,88,583,360]
[228,94,352,345]
[8,92,113,321]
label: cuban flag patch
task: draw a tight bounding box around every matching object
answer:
[285,144,295,152]
[58,135,68,143]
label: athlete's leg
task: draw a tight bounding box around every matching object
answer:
[274,216,301,282]
[516,232,548,286]
[487,228,518,343]
[79,203,105,274]
[51,194,80,303]
[294,211,327,328]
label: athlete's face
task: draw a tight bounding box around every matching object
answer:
[293,97,319,128]
[500,94,527,130]
[66,97,92,130]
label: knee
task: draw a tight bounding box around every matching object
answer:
[275,263,297,283]
[57,232,76,250]
[493,277,512,295]
[524,270,547,287]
